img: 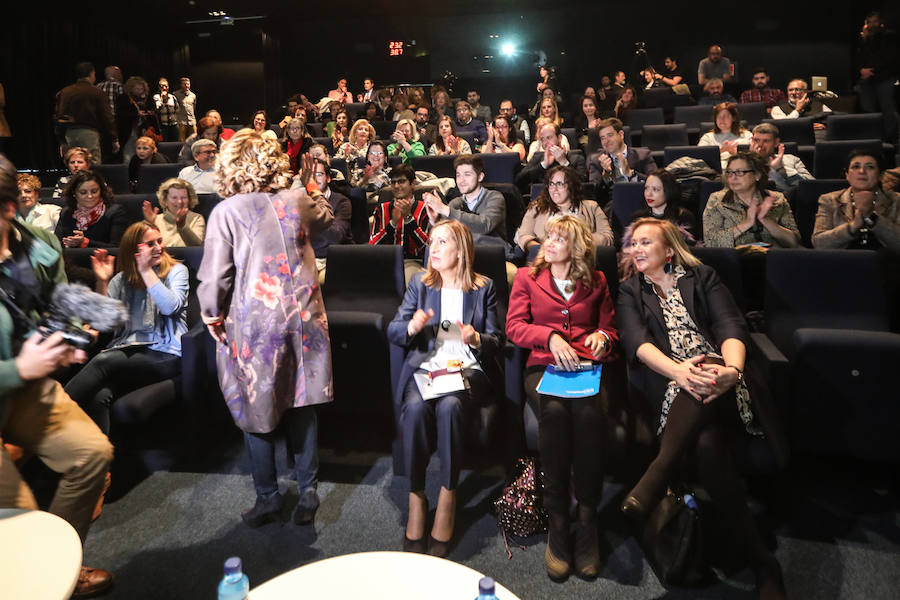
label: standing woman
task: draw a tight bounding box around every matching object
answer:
[198,129,335,527]
[65,221,188,435]
[617,218,788,599]
[387,220,503,557]
[506,215,619,581]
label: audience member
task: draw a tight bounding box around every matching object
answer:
[812,149,899,251]
[0,155,115,599]
[279,95,302,130]
[142,178,205,247]
[629,169,698,238]
[588,117,655,187]
[198,133,333,529]
[66,220,188,435]
[95,66,124,120]
[454,102,488,147]
[536,64,559,96]
[177,139,217,194]
[55,170,129,249]
[328,78,353,103]
[641,69,666,90]
[698,103,752,169]
[128,136,168,192]
[388,119,426,164]
[749,123,813,198]
[856,12,898,143]
[739,67,786,112]
[350,140,390,193]
[249,110,278,141]
[703,151,800,248]
[387,220,502,558]
[770,79,831,129]
[391,94,415,123]
[414,106,436,148]
[538,97,564,128]
[369,163,431,282]
[357,77,376,103]
[425,155,506,245]
[428,116,472,156]
[152,78,180,142]
[466,89,492,122]
[119,77,158,162]
[573,95,602,148]
[206,109,234,140]
[516,165,613,253]
[364,101,381,122]
[55,62,118,164]
[506,215,618,581]
[178,115,225,163]
[499,98,531,145]
[617,217,788,600]
[526,117,571,162]
[308,158,352,280]
[327,108,351,145]
[280,118,315,174]
[16,173,61,232]
[308,144,346,183]
[698,78,737,106]
[519,122,586,189]
[657,56,684,87]
[53,146,93,199]
[174,77,197,141]
[335,118,375,163]
[483,115,526,161]
[613,86,638,120]
[432,89,452,121]
[697,45,733,84]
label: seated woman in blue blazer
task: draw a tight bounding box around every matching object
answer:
[616,217,788,599]
[387,220,503,558]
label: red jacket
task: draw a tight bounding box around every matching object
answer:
[506,267,619,368]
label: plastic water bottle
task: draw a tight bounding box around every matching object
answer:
[475,576,499,600]
[683,493,698,510]
[218,557,250,600]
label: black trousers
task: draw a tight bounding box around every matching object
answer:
[400,368,492,491]
[525,365,608,514]
[64,347,181,435]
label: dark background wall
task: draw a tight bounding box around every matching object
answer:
[3,2,896,170]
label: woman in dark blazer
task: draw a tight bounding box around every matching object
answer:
[506,215,618,581]
[617,217,788,599]
[55,170,129,249]
[387,220,503,558]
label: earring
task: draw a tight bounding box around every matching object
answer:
[664,255,673,274]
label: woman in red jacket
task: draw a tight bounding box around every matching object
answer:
[506,215,618,581]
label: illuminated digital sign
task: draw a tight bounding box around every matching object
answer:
[389,41,404,56]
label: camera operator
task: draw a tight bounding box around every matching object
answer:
[0,154,115,598]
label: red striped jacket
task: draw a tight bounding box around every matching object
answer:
[368,199,430,258]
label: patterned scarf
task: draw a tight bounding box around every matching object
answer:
[73,202,106,231]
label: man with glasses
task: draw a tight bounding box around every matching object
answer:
[499,99,530,145]
[750,123,813,200]
[178,139,217,193]
[414,106,436,148]
[587,118,654,188]
[771,79,831,131]
[369,164,431,283]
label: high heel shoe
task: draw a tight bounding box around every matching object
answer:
[573,510,601,580]
[403,534,427,554]
[241,493,283,528]
[427,534,451,558]
[545,542,572,581]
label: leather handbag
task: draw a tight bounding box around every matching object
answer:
[494,457,548,558]
[639,488,712,586]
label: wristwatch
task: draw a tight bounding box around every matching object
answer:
[863,213,879,228]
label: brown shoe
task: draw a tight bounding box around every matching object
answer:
[72,566,114,598]
[92,472,111,522]
[545,542,572,581]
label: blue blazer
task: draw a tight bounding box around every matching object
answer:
[387,271,504,408]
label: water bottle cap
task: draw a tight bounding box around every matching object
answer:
[224,557,242,575]
[479,577,495,594]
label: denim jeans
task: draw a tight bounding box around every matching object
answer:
[243,406,318,500]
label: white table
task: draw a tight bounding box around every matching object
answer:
[250,551,520,599]
[0,508,82,600]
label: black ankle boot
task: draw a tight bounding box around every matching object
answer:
[574,506,601,579]
[242,493,283,527]
[292,488,320,525]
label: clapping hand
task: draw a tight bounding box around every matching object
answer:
[549,144,566,163]
[457,321,480,347]
[172,205,189,227]
[756,195,775,221]
[298,153,316,188]
[422,191,446,223]
[62,230,85,248]
[407,308,435,337]
[142,200,160,223]
[91,248,116,283]
[721,140,739,155]
[134,242,154,273]
[769,144,785,171]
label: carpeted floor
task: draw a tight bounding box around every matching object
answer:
[81,442,900,600]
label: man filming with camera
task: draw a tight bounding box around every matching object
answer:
[0,154,115,598]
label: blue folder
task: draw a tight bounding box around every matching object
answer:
[536,363,603,398]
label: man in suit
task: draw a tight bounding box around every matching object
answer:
[414,105,436,148]
[357,78,376,103]
[517,122,587,192]
[587,117,656,188]
[424,155,506,245]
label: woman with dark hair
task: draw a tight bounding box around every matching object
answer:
[178,115,226,163]
[249,110,277,141]
[516,165,613,253]
[387,220,503,557]
[617,217,788,599]
[327,108,350,146]
[55,170,129,249]
[119,76,159,163]
[536,64,558,95]
[65,220,188,435]
[629,169,698,237]
[431,89,452,121]
[507,215,618,581]
[698,102,752,169]
[428,116,472,156]
[573,95,602,148]
[350,140,391,192]
[613,86,638,120]
[703,151,799,248]
[483,115,526,160]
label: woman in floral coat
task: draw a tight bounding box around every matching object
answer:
[198,129,334,527]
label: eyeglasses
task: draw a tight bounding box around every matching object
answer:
[369,151,384,157]
[198,149,217,155]
[548,181,568,188]
[724,169,754,177]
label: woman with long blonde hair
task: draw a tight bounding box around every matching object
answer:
[506,215,619,581]
[387,220,503,557]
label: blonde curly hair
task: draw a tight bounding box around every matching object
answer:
[530,214,596,290]
[215,128,291,198]
[156,177,199,210]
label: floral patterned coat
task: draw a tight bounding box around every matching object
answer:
[198,188,334,433]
